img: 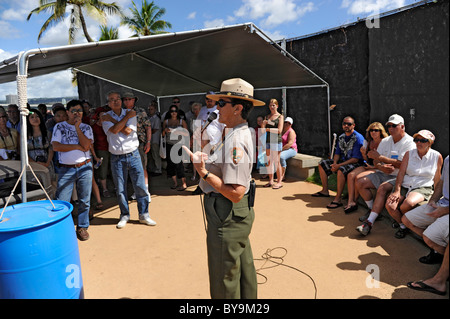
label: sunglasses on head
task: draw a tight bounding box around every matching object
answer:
[413,138,429,143]
[342,122,354,126]
[386,123,398,128]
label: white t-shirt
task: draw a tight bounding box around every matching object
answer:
[52,121,93,165]
[376,133,415,176]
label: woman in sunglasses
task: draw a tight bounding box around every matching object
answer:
[162,105,188,190]
[385,129,443,238]
[344,122,388,213]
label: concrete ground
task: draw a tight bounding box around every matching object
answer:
[77,172,447,299]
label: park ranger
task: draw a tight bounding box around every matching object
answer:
[185,78,264,299]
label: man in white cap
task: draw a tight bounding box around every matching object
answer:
[355,114,415,236]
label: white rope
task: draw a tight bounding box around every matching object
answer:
[16,75,30,116]
[0,163,56,222]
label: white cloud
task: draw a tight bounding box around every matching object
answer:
[0,20,21,39]
[187,12,196,19]
[235,0,315,28]
[204,18,226,29]
[0,0,36,21]
[341,0,406,15]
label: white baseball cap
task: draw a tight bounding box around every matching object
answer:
[386,114,404,125]
[284,117,293,125]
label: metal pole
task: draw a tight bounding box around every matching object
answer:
[16,49,43,202]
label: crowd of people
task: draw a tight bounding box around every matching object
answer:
[312,113,448,296]
[0,91,447,296]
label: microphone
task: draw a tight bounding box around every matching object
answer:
[201,112,218,133]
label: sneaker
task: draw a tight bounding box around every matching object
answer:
[130,193,136,200]
[419,250,444,264]
[76,227,90,241]
[139,216,157,226]
[116,215,130,229]
[356,221,372,236]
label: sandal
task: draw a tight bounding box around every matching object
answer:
[326,201,343,209]
[94,203,104,210]
[312,192,330,197]
[344,204,358,214]
[263,183,274,188]
[407,281,446,296]
[272,184,283,189]
[170,185,178,189]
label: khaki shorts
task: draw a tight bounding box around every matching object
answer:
[138,143,148,170]
[400,185,433,201]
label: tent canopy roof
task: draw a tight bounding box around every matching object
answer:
[0,23,326,97]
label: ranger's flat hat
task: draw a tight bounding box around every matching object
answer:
[206,78,265,106]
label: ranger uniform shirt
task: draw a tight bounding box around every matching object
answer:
[200,122,254,194]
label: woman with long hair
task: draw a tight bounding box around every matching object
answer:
[26,109,54,168]
[344,122,387,213]
[162,105,189,190]
[261,98,284,189]
[0,106,20,160]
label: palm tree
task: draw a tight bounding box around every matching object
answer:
[27,0,123,44]
[98,25,119,41]
[121,0,172,37]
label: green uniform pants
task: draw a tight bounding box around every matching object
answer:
[204,193,257,299]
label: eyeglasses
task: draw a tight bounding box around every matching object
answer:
[173,101,180,104]
[69,109,83,114]
[0,115,7,119]
[108,98,121,103]
[413,138,429,143]
[369,129,381,132]
[386,124,398,129]
[342,122,354,126]
[217,99,234,108]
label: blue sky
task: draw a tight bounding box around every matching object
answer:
[0,0,420,99]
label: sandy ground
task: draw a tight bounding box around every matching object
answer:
[77,172,448,300]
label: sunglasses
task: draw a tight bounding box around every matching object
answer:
[369,129,381,132]
[413,138,429,143]
[342,122,354,126]
[386,124,398,129]
[69,109,83,114]
[0,115,7,119]
[173,101,180,104]
[170,109,178,113]
[217,99,234,108]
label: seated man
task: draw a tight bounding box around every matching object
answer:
[312,116,364,209]
[402,155,449,264]
[355,114,415,236]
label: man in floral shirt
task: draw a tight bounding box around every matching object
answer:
[122,92,152,194]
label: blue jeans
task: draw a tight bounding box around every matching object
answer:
[280,148,297,168]
[111,149,150,219]
[55,162,93,228]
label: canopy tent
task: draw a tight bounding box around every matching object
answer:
[0,23,329,202]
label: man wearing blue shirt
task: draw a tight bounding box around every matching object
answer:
[312,116,365,209]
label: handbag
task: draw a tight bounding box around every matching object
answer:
[159,134,166,159]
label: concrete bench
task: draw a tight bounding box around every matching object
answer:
[285,153,322,180]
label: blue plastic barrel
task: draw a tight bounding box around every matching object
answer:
[0,200,84,299]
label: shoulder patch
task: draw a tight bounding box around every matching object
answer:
[231,147,244,164]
